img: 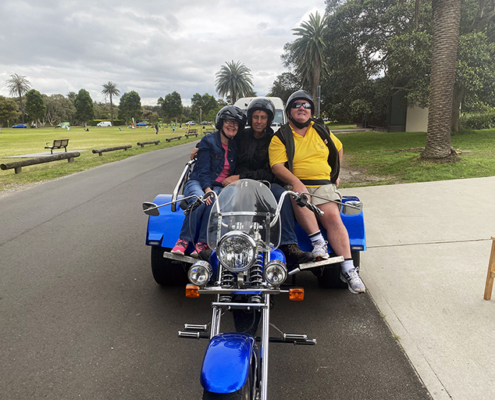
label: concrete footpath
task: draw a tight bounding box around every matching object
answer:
[341,177,495,400]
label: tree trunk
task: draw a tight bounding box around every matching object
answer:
[18,93,25,123]
[451,86,465,132]
[110,95,114,125]
[421,0,461,162]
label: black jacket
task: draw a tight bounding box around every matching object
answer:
[234,127,275,182]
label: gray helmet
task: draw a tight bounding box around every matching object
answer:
[285,90,315,116]
[215,105,247,132]
[247,97,275,127]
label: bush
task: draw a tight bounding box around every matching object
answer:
[461,112,495,130]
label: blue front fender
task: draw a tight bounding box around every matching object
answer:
[201,333,255,393]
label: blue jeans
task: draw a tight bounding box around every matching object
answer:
[179,180,223,243]
[270,183,298,246]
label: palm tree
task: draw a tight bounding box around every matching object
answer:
[101,82,120,125]
[215,61,254,104]
[421,0,461,161]
[6,73,31,123]
[288,11,328,102]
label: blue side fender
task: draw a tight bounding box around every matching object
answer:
[201,333,255,393]
[146,194,186,248]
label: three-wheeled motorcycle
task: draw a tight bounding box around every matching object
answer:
[143,162,366,399]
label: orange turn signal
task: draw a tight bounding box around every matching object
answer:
[186,285,200,298]
[289,288,304,301]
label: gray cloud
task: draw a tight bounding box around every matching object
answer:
[0,0,324,105]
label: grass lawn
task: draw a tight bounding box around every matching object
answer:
[2,124,495,192]
[0,124,207,191]
[335,129,495,188]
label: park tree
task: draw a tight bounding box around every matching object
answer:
[268,72,301,104]
[422,0,462,161]
[118,91,142,123]
[74,89,94,126]
[44,94,76,125]
[161,91,182,123]
[215,61,254,104]
[25,89,46,126]
[101,81,120,125]
[0,96,21,131]
[283,11,328,101]
[191,93,218,121]
[5,73,31,123]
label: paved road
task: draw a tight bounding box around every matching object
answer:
[0,143,430,399]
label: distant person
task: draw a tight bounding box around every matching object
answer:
[172,125,175,133]
[155,124,159,134]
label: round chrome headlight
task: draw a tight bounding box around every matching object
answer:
[188,261,213,286]
[217,231,257,272]
[264,260,287,286]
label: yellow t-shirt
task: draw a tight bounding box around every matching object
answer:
[269,122,342,186]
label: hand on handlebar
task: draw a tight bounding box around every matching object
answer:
[292,192,324,217]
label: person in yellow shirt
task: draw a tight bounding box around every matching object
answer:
[269,90,365,294]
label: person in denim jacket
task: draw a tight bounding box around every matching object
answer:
[172,106,246,258]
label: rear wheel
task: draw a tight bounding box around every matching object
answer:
[151,246,188,286]
[317,251,360,289]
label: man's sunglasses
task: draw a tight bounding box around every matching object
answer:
[292,102,312,109]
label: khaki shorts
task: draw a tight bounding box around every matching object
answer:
[306,184,341,205]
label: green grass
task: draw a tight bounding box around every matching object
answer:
[0,125,204,191]
[336,129,495,187]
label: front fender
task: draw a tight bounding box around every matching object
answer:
[201,333,255,393]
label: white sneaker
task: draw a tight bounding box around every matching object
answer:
[340,268,366,294]
[312,241,329,260]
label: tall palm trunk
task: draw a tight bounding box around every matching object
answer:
[18,92,25,123]
[109,95,114,125]
[421,0,461,161]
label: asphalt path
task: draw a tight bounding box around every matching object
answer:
[0,142,430,399]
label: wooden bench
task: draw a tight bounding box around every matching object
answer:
[185,129,198,138]
[92,145,132,156]
[1,152,80,174]
[137,140,160,148]
[204,129,215,135]
[45,139,69,154]
[166,135,184,142]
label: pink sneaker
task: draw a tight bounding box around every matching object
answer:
[191,242,209,259]
[171,238,188,255]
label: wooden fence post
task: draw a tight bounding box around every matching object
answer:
[484,237,495,300]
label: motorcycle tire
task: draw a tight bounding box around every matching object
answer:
[150,246,188,286]
[202,359,253,400]
[317,251,360,289]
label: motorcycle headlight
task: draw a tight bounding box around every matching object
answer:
[264,260,287,286]
[188,261,213,287]
[217,231,257,273]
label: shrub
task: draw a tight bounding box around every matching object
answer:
[460,112,495,130]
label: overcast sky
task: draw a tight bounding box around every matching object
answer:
[0,0,326,107]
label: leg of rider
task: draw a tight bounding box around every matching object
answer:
[317,201,352,266]
[197,186,223,244]
[179,180,206,243]
[291,198,328,259]
[271,183,313,264]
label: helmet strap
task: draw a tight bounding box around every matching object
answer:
[289,116,311,129]
[221,127,235,141]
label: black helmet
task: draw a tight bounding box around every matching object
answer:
[215,105,247,132]
[285,90,315,116]
[246,97,275,127]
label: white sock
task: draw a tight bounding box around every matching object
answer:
[309,231,324,245]
[342,259,355,274]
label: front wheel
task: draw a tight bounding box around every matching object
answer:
[202,352,255,400]
[150,246,188,286]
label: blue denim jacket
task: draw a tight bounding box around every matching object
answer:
[188,131,237,191]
